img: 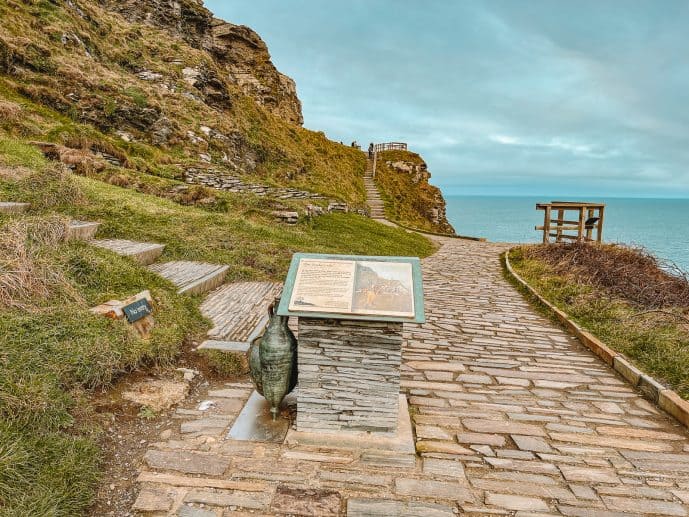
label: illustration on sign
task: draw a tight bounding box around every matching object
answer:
[288,258,415,318]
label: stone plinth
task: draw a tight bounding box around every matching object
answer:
[296,318,403,434]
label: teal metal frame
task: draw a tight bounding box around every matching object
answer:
[276,253,425,323]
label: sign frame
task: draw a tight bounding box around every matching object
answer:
[277,253,425,323]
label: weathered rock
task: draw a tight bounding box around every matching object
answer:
[268,485,340,516]
[103,0,302,125]
[122,378,189,411]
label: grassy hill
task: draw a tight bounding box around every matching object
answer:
[0,139,433,515]
[0,2,438,514]
[0,0,367,205]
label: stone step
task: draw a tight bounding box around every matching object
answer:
[0,202,30,214]
[198,340,251,353]
[66,220,100,241]
[201,281,283,341]
[92,239,165,265]
[149,261,229,295]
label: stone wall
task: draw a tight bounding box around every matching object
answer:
[296,318,403,434]
[185,168,324,200]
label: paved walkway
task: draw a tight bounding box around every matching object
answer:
[132,237,689,516]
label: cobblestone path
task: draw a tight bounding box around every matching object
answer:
[133,238,689,516]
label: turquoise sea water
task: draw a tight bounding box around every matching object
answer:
[444,196,689,272]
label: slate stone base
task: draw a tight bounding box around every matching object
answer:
[296,318,403,434]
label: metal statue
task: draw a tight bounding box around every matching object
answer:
[247,300,298,420]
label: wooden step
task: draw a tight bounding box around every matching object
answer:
[201,281,283,341]
[0,202,30,214]
[149,261,229,295]
[92,239,165,265]
[66,220,100,241]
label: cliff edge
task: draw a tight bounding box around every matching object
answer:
[375,150,455,234]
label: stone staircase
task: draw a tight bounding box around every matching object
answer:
[5,202,274,357]
[364,158,386,220]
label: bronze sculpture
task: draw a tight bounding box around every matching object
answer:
[247,301,298,420]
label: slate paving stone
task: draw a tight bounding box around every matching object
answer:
[268,486,341,516]
[347,498,456,517]
[144,450,229,476]
[131,238,689,516]
[131,487,175,512]
[177,505,217,517]
[395,478,474,502]
[484,492,550,512]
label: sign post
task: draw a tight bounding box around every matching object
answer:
[278,253,424,435]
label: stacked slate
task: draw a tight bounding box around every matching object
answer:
[272,211,299,224]
[185,168,324,200]
[296,318,403,434]
[327,202,348,213]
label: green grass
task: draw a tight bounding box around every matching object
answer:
[509,246,689,399]
[0,149,433,515]
[57,175,434,282]
[0,226,204,515]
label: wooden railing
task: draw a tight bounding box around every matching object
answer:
[373,142,407,153]
[370,142,408,177]
[536,201,605,243]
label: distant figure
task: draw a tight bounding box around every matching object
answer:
[351,141,357,148]
[368,142,374,158]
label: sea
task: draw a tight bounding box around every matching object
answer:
[444,196,689,273]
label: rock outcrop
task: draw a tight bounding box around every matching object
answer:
[375,151,455,234]
[104,0,303,125]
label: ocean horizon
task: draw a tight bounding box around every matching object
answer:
[444,195,689,273]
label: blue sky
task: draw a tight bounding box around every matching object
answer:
[207,1,689,198]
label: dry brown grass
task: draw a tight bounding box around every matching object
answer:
[524,242,689,309]
[0,164,31,181]
[16,164,85,209]
[0,99,20,120]
[0,216,81,309]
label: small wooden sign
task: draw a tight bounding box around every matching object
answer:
[123,298,153,323]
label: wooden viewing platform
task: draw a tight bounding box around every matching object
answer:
[536,201,605,243]
[373,142,407,153]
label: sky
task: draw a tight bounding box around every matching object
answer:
[207,1,689,198]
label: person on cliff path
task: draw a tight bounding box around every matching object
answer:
[368,142,374,158]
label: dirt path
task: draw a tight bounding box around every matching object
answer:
[130,237,689,516]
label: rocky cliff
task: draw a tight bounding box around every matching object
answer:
[103,0,303,125]
[375,150,455,234]
[0,0,365,203]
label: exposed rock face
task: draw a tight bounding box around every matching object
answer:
[104,0,303,125]
[386,160,429,185]
[382,156,455,234]
[211,20,303,125]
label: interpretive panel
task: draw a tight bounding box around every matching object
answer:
[278,253,424,323]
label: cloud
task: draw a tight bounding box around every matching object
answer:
[207,0,689,198]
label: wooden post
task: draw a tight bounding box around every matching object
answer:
[585,207,594,241]
[555,209,564,242]
[372,151,377,178]
[577,206,586,241]
[543,205,551,243]
[597,206,605,243]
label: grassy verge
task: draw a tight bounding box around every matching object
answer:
[0,139,434,516]
[509,245,689,399]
